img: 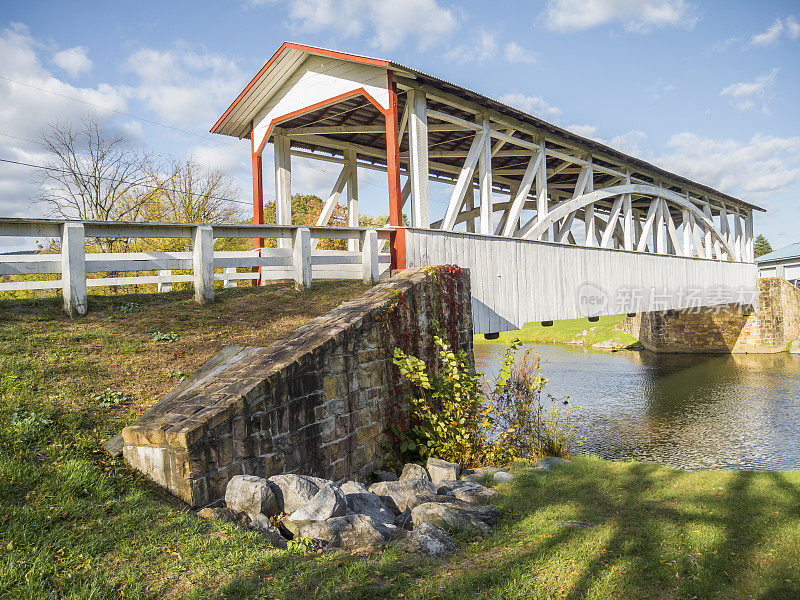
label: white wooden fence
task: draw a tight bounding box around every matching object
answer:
[0,218,391,317]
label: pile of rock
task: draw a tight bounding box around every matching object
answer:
[200,457,504,557]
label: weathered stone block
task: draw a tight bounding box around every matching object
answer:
[121,267,473,507]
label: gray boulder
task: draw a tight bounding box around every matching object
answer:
[374,470,398,482]
[297,514,387,555]
[400,463,431,481]
[225,475,278,517]
[460,467,505,482]
[197,506,249,526]
[197,506,287,548]
[411,502,492,537]
[493,471,514,483]
[268,474,329,514]
[340,480,397,539]
[438,480,500,503]
[536,457,571,471]
[285,483,347,534]
[400,523,456,557]
[438,496,502,526]
[340,480,370,495]
[248,514,288,549]
[426,457,460,485]
[395,507,413,530]
[369,478,438,514]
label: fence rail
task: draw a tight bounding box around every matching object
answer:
[0,218,392,317]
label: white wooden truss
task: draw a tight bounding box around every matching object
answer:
[212,43,762,263]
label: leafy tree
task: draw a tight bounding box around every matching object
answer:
[146,156,241,224]
[359,213,409,227]
[754,234,773,258]
[262,194,348,249]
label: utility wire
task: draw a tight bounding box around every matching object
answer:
[0,156,253,206]
[0,75,392,191]
[0,75,245,149]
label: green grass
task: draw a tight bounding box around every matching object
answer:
[2,288,800,599]
[477,315,640,350]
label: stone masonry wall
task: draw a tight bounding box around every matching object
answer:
[621,277,800,353]
[121,266,473,507]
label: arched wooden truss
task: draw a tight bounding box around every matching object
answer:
[211,43,762,266]
[444,182,738,261]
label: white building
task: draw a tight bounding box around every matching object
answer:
[756,242,800,284]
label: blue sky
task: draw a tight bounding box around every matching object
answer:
[1,0,798,251]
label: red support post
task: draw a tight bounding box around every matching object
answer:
[385,72,406,270]
[251,123,264,285]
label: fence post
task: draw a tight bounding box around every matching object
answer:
[61,222,87,318]
[157,270,172,293]
[223,267,236,288]
[361,229,379,284]
[192,225,214,304]
[293,227,312,290]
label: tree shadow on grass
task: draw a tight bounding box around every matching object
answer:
[197,459,800,600]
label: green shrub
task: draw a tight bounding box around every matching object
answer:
[287,537,314,555]
[494,349,581,459]
[168,369,187,383]
[394,339,580,468]
[116,301,144,313]
[152,331,179,342]
[90,388,132,409]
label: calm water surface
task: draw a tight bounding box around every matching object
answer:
[474,343,800,470]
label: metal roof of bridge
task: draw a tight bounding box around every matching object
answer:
[212,42,764,213]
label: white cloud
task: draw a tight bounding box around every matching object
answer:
[0,23,129,224]
[124,41,245,129]
[566,124,598,138]
[53,45,92,77]
[260,0,458,51]
[566,124,646,154]
[710,36,741,53]
[608,130,646,155]
[445,30,498,65]
[750,18,784,46]
[504,42,537,64]
[788,16,800,39]
[541,0,696,33]
[499,92,562,119]
[190,143,250,179]
[656,132,800,199]
[750,15,800,46]
[721,68,779,113]
[645,80,676,99]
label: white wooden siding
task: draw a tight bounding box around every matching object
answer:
[405,228,758,334]
[252,55,389,155]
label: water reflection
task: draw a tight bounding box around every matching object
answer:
[474,343,800,470]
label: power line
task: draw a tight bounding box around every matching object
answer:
[0,74,391,190]
[0,79,440,203]
[0,156,253,206]
[0,75,245,150]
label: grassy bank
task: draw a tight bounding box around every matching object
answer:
[3,288,800,599]
[477,315,640,350]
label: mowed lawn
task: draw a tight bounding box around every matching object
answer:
[476,315,640,349]
[1,286,800,599]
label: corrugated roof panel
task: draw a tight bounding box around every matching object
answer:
[211,42,765,212]
[755,242,800,263]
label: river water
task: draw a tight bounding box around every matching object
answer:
[474,343,800,471]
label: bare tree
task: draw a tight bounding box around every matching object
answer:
[36,116,155,226]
